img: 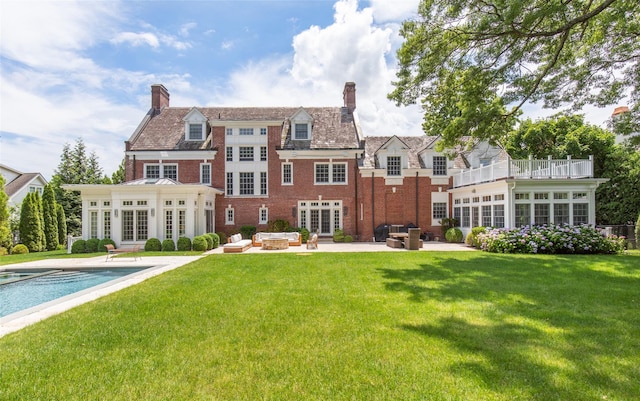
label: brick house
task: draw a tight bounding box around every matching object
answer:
[66,82,605,246]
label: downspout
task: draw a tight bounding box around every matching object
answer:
[354,154,359,240]
[371,171,375,240]
[415,171,419,227]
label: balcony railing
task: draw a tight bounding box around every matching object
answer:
[453,156,594,188]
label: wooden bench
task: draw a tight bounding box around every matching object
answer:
[105,244,142,261]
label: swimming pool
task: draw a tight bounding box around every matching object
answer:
[0,268,146,318]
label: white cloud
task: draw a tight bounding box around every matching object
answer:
[369,0,419,23]
[179,22,197,37]
[111,32,160,48]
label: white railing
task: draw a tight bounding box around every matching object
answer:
[453,156,594,188]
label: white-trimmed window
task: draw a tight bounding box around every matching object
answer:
[103,211,111,239]
[515,204,531,227]
[482,205,492,227]
[259,206,268,224]
[573,203,589,225]
[387,156,401,176]
[239,128,254,136]
[188,123,204,140]
[239,146,254,161]
[226,172,233,195]
[260,146,267,162]
[226,128,233,136]
[295,123,309,140]
[432,202,447,220]
[200,163,211,184]
[226,147,233,162]
[282,163,293,185]
[260,128,267,135]
[225,207,235,225]
[260,172,267,195]
[315,162,347,184]
[145,164,178,180]
[165,210,173,240]
[433,156,447,176]
[493,205,505,228]
[239,172,254,195]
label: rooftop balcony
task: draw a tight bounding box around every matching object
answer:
[453,156,594,188]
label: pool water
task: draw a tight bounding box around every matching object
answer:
[0,268,144,318]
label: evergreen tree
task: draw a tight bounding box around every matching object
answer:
[42,184,59,251]
[51,138,105,236]
[0,175,13,249]
[19,192,44,252]
[111,158,126,184]
[56,203,67,246]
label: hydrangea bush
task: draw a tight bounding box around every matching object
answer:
[478,224,626,254]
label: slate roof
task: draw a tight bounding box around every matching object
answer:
[129,106,362,151]
[4,173,41,197]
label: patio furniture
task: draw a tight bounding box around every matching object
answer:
[262,238,289,250]
[105,244,142,261]
[223,234,253,253]
[307,233,319,249]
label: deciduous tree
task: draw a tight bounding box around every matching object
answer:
[389,0,640,150]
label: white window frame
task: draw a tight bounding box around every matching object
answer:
[387,156,402,176]
[433,156,447,176]
[259,206,268,224]
[282,162,293,185]
[200,163,211,185]
[314,162,347,185]
[294,123,309,140]
[187,123,204,141]
[144,163,178,180]
[225,207,235,225]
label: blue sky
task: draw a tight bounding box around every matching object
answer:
[0,0,615,180]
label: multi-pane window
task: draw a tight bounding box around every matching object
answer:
[146,165,160,179]
[103,211,111,239]
[226,128,233,136]
[433,202,447,220]
[189,123,203,140]
[554,203,570,225]
[239,172,254,195]
[226,172,233,195]
[295,123,309,139]
[282,163,292,184]
[482,205,492,227]
[239,128,254,135]
[163,165,177,180]
[122,210,134,241]
[471,207,480,227]
[534,204,549,225]
[226,147,233,162]
[178,210,186,236]
[453,207,461,225]
[260,146,267,162]
[136,210,148,241]
[226,208,234,225]
[332,163,346,183]
[573,203,589,225]
[260,128,267,135]
[315,163,346,184]
[387,156,401,176]
[90,211,98,239]
[462,207,471,227]
[433,156,447,176]
[239,146,254,161]
[260,172,267,195]
[515,204,531,227]
[165,210,173,240]
[493,205,504,228]
[201,163,211,184]
[315,164,330,183]
[259,207,268,224]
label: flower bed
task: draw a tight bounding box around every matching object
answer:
[478,224,626,254]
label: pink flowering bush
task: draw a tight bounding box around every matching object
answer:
[477,224,626,254]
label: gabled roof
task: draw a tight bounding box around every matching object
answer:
[4,173,47,198]
[128,106,362,152]
[363,136,439,169]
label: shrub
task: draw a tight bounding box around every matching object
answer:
[268,219,290,232]
[207,233,220,249]
[85,238,100,253]
[216,232,227,245]
[162,239,176,252]
[70,239,87,254]
[12,244,29,254]
[445,228,463,243]
[635,213,640,249]
[177,237,192,251]
[333,229,345,242]
[202,234,213,250]
[465,226,486,248]
[440,218,459,233]
[344,235,353,243]
[299,228,310,243]
[192,235,208,251]
[240,225,256,239]
[98,238,115,252]
[145,238,162,252]
[478,224,626,254]
[0,247,8,256]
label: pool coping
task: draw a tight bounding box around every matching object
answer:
[0,255,203,338]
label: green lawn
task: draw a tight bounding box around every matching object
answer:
[1,252,638,400]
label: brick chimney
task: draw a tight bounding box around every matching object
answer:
[343,82,356,114]
[151,84,170,111]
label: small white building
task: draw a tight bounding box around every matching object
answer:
[64,179,222,247]
[0,164,48,208]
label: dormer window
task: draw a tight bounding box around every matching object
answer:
[189,124,203,140]
[295,123,309,140]
[387,156,402,176]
